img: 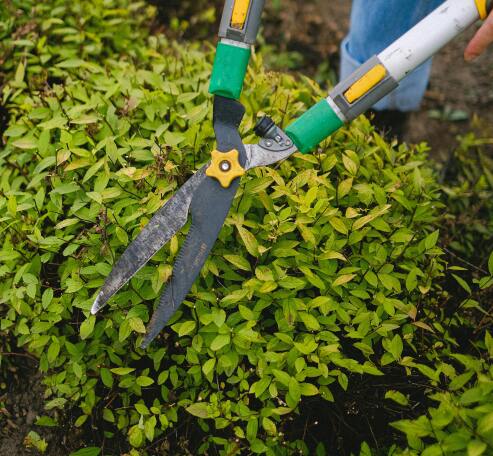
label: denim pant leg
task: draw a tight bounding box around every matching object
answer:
[340,0,444,111]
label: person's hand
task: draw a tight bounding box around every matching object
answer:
[465,11,493,61]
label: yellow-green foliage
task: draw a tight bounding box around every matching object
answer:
[2,1,492,455]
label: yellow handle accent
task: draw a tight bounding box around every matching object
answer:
[206,149,245,188]
[344,64,387,104]
[231,0,251,29]
[475,0,487,19]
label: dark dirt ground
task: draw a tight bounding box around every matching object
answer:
[0,357,81,456]
[1,1,492,455]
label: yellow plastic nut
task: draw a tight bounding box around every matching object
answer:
[206,149,245,188]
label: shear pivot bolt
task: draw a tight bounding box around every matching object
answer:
[206,149,245,188]
[220,160,232,172]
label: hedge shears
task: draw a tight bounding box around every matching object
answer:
[91,0,492,348]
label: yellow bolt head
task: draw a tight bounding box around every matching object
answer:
[206,149,245,188]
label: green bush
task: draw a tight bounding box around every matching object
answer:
[3,1,491,455]
[387,257,493,456]
[392,334,493,456]
[441,131,493,265]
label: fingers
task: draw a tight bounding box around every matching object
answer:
[465,13,493,61]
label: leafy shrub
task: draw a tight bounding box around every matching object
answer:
[391,335,493,456]
[386,256,493,456]
[441,132,493,266]
[2,1,485,455]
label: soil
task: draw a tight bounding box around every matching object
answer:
[0,356,82,456]
[264,0,493,163]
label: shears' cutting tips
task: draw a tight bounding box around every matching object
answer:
[90,167,207,315]
[90,293,104,315]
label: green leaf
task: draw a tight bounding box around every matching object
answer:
[57,58,85,68]
[237,225,259,257]
[100,368,113,388]
[128,317,146,334]
[80,315,95,340]
[210,334,231,351]
[452,274,472,294]
[14,61,25,85]
[47,341,60,363]
[4,124,27,137]
[128,425,144,448]
[424,229,439,249]
[343,154,358,175]
[365,270,378,287]
[178,320,196,337]
[305,186,318,206]
[115,227,129,245]
[35,416,58,427]
[272,369,291,387]
[485,331,493,357]
[406,268,419,292]
[385,390,409,406]
[238,305,256,321]
[52,182,80,195]
[103,408,115,423]
[13,137,37,149]
[69,448,101,456]
[287,377,301,407]
[34,156,56,174]
[468,440,487,456]
[144,415,156,441]
[262,417,277,436]
[135,403,149,415]
[252,377,271,398]
[246,417,258,441]
[202,358,216,377]
[45,397,67,410]
[329,217,348,235]
[388,334,403,360]
[71,114,99,124]
[449,371,475,391]
[338,178,353,198]
[477,411,493,437]
[224,254,251,271]
[300,383,318,396]
[352,205,391,230]
[332,274,356,287]
[299,312,320,331]
[110,367,135,376]
[186,403,209,418]
[136,376,154,387]
[39,116,67,130]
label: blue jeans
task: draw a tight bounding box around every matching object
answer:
[341,0,444,111]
